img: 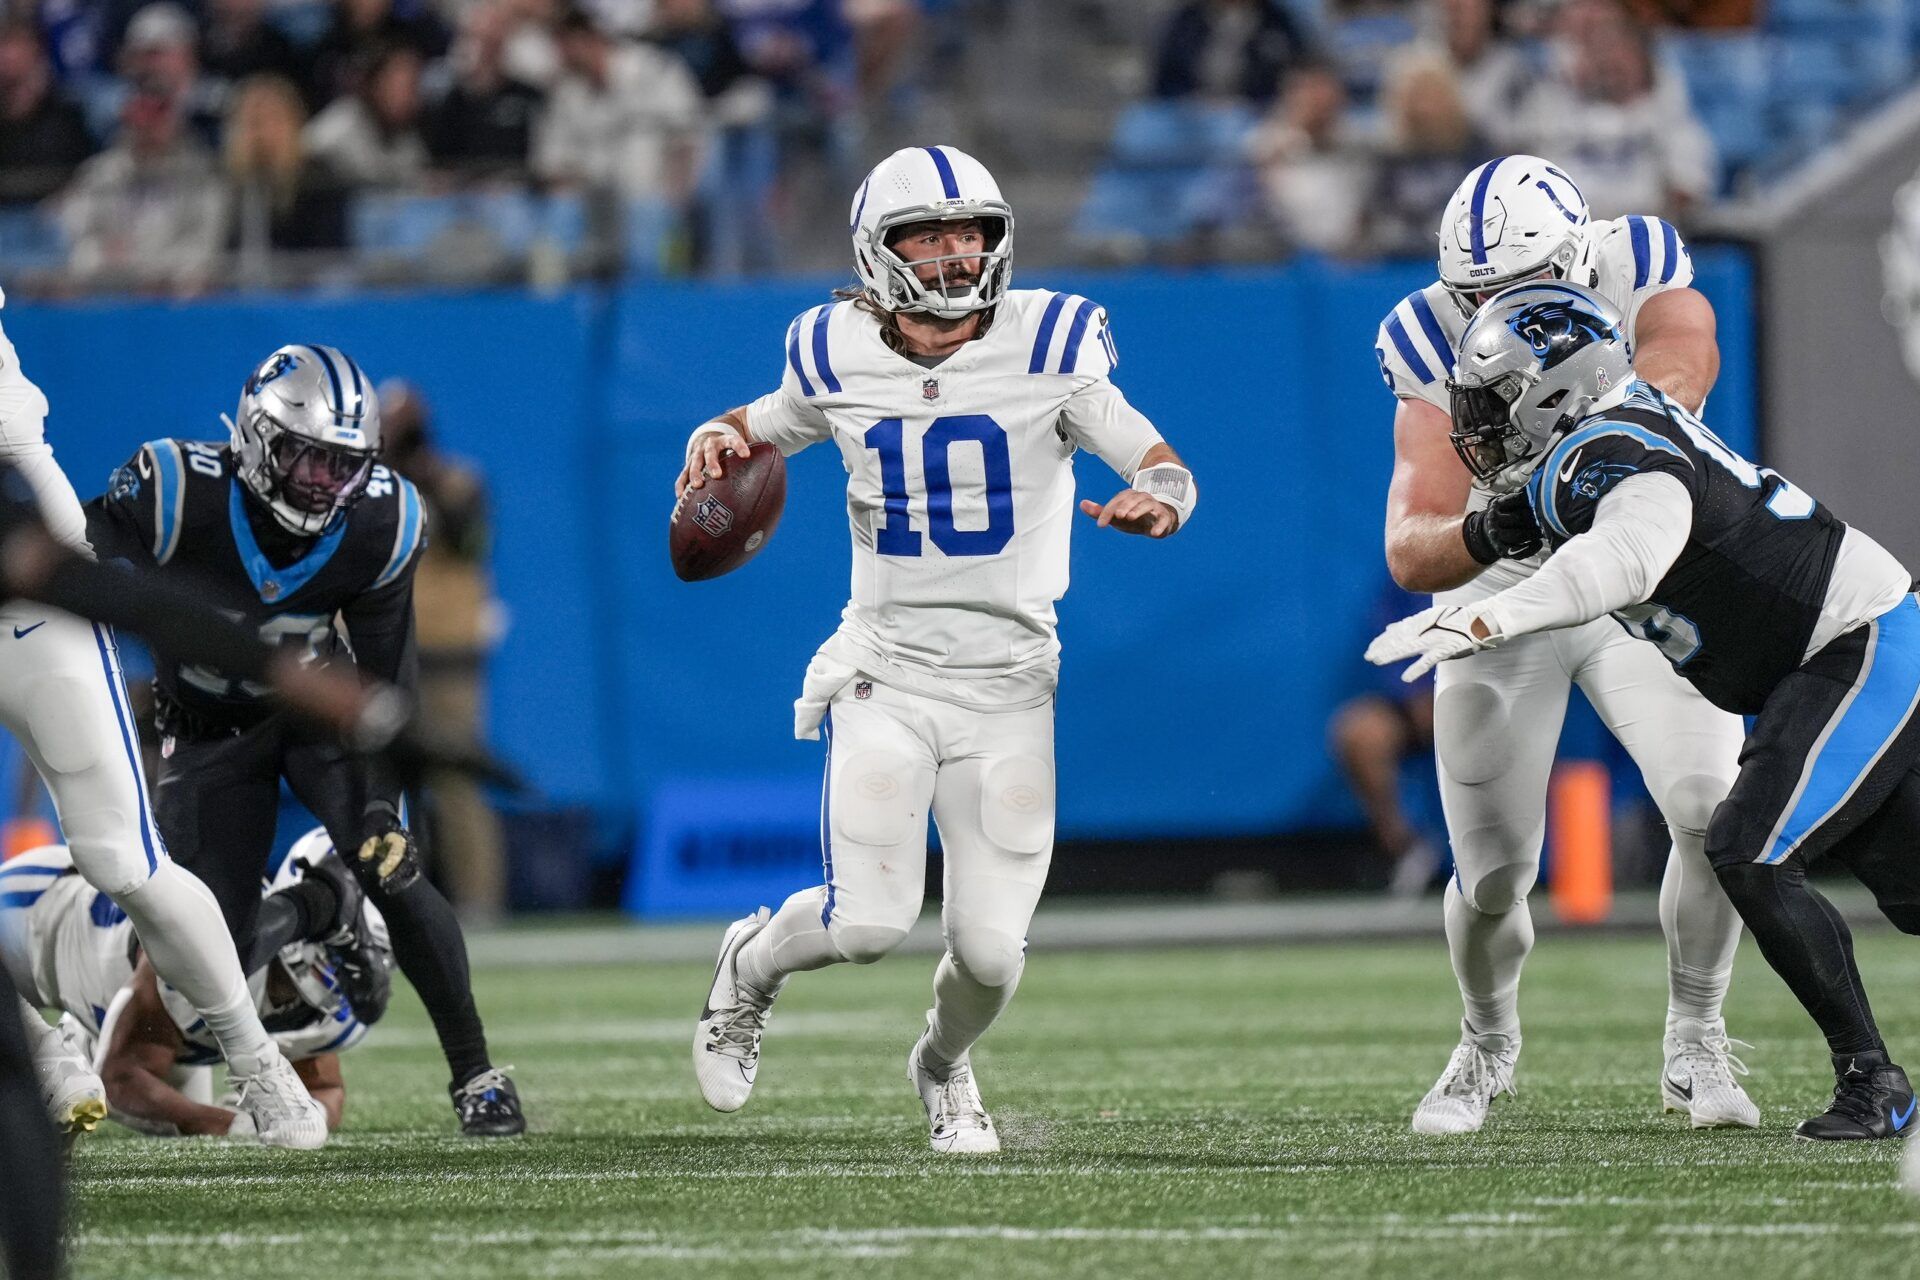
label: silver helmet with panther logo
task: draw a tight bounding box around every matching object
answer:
[228,344,381,536]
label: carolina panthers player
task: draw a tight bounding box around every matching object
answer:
[1374,156,1753,1134]
[1371,282,1920,1140]
[83,346,523,1137]
[684,145,1193,1153]
[1,827,388,1138]
[0,287,327,1148]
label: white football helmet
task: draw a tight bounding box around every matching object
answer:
[265,829,392,1023]
[850,145,1013,319]
[1438,155,1594,319]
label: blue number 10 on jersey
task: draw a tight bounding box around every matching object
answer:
[864,415,1015,557]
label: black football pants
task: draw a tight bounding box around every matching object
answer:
[153,711,494,1087]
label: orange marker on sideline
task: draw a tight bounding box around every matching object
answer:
[1550,761,1612,925]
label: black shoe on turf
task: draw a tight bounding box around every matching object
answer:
[1794,1052,1917,1141]
[452,1068,526,1137]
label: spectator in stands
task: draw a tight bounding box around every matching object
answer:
[1248,59,1371,256]
[0,20,96,205]
[648,0,761,109]
[307,0,451,109]
[1509,0,1715,220]
[56,83,229,292]
[1366,50,1487,256]
[225,74,349,258]
[119,3,223,144]
[717,0,853,98]
[846,0,918,104]
[1408,0,1527,142]
[381,381,509,921]
[533,7,704,207]
[1151,0,1314,104]
[427,1,546,179]
[199,0,305,92]
[306,43,432,188]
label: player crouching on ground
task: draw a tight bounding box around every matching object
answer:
[1370,283,1920,1140]
[681,145,1194,1153]
[1,827,389,1139]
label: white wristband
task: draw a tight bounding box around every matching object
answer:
[1131,463,1196,531]
[686,421,737,467]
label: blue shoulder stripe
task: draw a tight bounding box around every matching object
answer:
[1629,216,1651,290]
[1028,292,1068,374]
[147,440,186,564]
[810,304,843,395]
[1057,298,1101,374]
[1383,312,1435,385]
[1407,293,1455,378]
[372,476,425,591]
[1658,219,1679,285]
[1539,419,1690,539]
[786,315,817,397]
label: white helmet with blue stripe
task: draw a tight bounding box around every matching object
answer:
[1438,155,1594,320]
[265,829,391,1048]
[850,145,1014,320]
[229,343,382,536]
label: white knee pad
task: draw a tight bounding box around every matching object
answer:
[832,748,921,848]
[1455,856,1538,916]
[1657,771,1732,840]
[1433,681,1513,785]
[979,753,1054,856]
[946,924,1026,990]
[827,917,913,965]
[25,674,111,776]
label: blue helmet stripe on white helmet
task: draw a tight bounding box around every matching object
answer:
[924,146,960,199]
[849,175,871,235]
[1468,157,1503,264]
[850,144,1014,320]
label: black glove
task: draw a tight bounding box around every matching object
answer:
[1462,490,1543,565]
[355,804,423,895]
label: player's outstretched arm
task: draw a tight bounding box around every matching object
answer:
[97,963,248,1138]
[1078,442,1192,538]
[1632,288,1718,414]
[678,407,755,497]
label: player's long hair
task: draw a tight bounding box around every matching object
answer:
[833,284,996,355]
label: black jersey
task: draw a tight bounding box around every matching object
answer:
[84,438,426,729]
[1526,383,1857,715]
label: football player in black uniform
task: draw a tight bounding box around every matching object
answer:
[1370,282,1920,1141]
[84,344,524,1137]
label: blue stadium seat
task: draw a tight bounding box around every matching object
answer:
[352,191,593,261]
[0,207,66,272]
[1076,102,1257,247]
[1663,34,1774,179]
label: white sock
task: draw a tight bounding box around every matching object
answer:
[1444,879,1533,1040]
[116,862,276,1070]
[734,887,845,998]
[1660,832,1740,1027]
[921,951,1022,1074]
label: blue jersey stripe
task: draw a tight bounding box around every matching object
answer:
[149,440,184,563]
[786,316,817,397]
[1658,220,1679,284]
[1057,298,1100,374]
[1408,294,1455,377]
[1764,597,1920,864]
[91,623,159,874]
[1629,216,1651,290]
[1383,313,1435,385]
[1028,293,1068,373]
[0,861,60,881]
[924,146,960,199]
[0,888,48,909]
[1468,158,1503,263]
[373,478,424,590]
[810,304,843,394]
[818,711,835,928]
[1538,420,1689,539]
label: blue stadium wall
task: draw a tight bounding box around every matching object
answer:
[5,250,1755,853]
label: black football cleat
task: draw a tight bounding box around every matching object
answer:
[1794,1052,1917,1141]
[452,1068,526,1137]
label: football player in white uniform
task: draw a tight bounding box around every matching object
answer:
[1374,156,1754,1133]
[684,145,1193,1153]
[0,828,387,1138]
[0,286,328,1146]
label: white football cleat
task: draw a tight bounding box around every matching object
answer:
[908,1023,1000,1155]
[33,1025,107,1138]
[694,908,778,1113]
[1411,1022,1519,1135]
[228,1050,328,1149]
[1662,1017,1760,1129]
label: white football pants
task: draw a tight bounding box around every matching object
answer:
[738,679,1055,1069]
[1432,587,1746,1040]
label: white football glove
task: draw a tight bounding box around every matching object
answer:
[1365,603,1506,682]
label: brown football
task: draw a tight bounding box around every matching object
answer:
[669,440,787,581]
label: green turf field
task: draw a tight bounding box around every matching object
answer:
[65,925,1920,1279]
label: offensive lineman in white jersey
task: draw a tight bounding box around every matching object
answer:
[684,145,1194,1153]
[0,285,327,1145]
[1373,156,1754,1132]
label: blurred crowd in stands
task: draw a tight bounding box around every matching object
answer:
[0,0,1909,292]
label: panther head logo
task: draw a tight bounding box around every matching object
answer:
[1506,301,1618,371]
[247,351,299,395]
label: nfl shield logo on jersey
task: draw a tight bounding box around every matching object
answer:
[921,378,940,402]
[855,681,873,699]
